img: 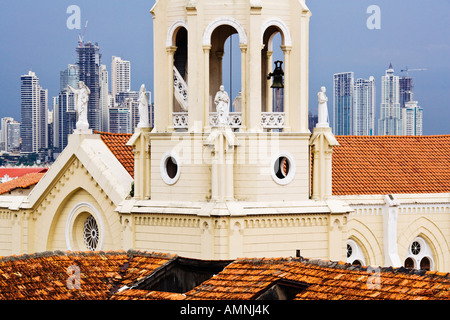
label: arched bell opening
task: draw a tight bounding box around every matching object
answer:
[262,26,286,132]
[172,27,189,113]
[209,25,242,123]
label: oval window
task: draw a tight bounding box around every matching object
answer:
[160,152,181,185]
[271,152,296,185]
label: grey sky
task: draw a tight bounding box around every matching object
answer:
[0,0,448,135]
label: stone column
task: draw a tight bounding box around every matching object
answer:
[203,45,212,131]
[281,45,292,132]
[239,44,248,131]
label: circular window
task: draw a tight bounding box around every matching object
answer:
[347,244,353,258]
[411,241,421,255]
[271,152,296,185]
[160,152,181,185]
[83,215,99,251]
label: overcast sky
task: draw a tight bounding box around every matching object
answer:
[0,0,449,135]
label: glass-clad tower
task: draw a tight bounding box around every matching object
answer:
[333,72,354,135]
[378,64,401,136]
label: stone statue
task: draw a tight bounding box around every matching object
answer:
[214,85,230,126]
[317,86,329,127]
[137,84,150,128]
[67,81,90,131]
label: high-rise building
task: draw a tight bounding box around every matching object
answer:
[54,90,77,152]
[378,64,401,136]
[6,121,20,152]
[109,107,131,134]
[0,117,20,152]
[402,101,423,136]
[353,77,376,136]
[111,56,131,102]
[54,65,80,152]
[60,64,79,92]
[20,71,48,153]
[333,72,354,135]
[399,76,414,108]
[99,64,110,132]
[76,42,102,132]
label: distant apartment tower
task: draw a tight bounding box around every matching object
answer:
[378,64,401,135]
[54,65,79,152]
[402,101,423,136]
[399,76,414,108]
[99,64,110,132]
[111,56,131,101]
[20,71,48,153]
[0,117,20,152]
[333,72,354,135]
[353,77,376,136]
[109,107,131,134]
[76,42,102,132]
[60,64,79,92]
[112,90,152,133]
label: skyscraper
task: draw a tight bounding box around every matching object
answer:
[353,77,376,136]
[0,117,20,152]
[378,64,401,136]
[76,42,101,132]
[20,71,48,153]
[402,101,423,136]
[333,72,354,135]
[109,107,131,134]
[99,64,110,132]
[54,65,79,152]
[111,56,131,102]
[399,76,414,108]
[60,64,79,92]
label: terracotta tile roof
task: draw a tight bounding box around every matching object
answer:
[0,251,449,300]
[111,289,186,300]
[0,250,175,300]
[184,257,450,300]
[97,132,134,178]
[0,172,47,195]
[0,167,48,180]
[333,135,450,195]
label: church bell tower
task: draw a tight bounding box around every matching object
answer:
[124,0,349,260]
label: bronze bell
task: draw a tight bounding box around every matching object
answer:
[268,60,284,89]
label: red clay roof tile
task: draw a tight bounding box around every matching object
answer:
[97,132,134,178]
[0,172,46,195]
[333,135,450,195]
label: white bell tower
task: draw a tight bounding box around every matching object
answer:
[124,0,350,261]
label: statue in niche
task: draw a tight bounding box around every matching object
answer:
[67,81,90,130]
[317,86,329,127]
[214,85,230,126]
[137,84,150,128]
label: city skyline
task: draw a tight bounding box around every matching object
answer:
[0,0,449,135]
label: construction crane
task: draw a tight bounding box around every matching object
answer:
[78,21,89,47]
[400,66,427,77]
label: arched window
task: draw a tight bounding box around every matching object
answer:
[404,236,435,271]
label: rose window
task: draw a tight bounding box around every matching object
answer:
[83,215,99,251]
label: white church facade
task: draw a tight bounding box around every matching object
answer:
[0,0,448,273]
